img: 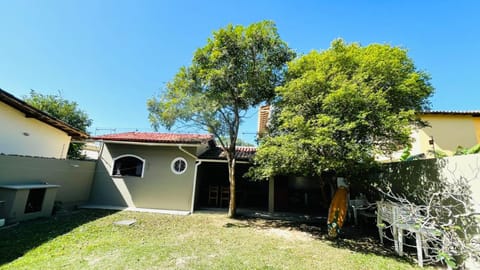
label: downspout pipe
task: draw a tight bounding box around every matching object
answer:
[178,145,201,214]
[178,145,198,160]
[190,160,202,213]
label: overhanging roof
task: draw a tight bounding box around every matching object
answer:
[199,146,256,161]
[0,88,88,139]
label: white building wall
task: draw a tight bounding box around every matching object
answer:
[0,102,71,158]
[440,154,480,213]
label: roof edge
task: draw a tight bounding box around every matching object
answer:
[420,111,480,116]
[0,88,88,139]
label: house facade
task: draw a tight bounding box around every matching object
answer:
[410,111,480,158]
[88,132,267,214]
[89,132,211,214]
[0,88,87,159]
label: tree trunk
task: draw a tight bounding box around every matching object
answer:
[227,157,236,218]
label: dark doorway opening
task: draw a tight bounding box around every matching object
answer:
[195,162,268,210]
[24,188,46,213]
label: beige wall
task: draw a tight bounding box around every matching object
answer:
[89,143,197,212]
[0,155,96,207]
[0,102,71,159]
[379,114,480,161]
[414,114,480,157]
[368,155,480,213]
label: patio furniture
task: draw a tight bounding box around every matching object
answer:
[377,200,432,267]
[220,186,230,208]
[377,200,400,249]
[349,197,376,226]
[208,185,219,207]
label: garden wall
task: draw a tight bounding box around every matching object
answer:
[355,154,480,212]
[0,155,96,208]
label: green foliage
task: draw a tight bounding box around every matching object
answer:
[66,143,85,160]
[455,144,480,155]
[400,145,412,161]
[433,149,448,158]
[455,146,468,155]
[24,90,92,159]
[438,251,457,269]
[24,90,91,132]
[147,21,294,145]
[250,39,433,180]
[147,21,294,216]
[468,144,480,154]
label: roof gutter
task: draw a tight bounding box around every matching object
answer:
[190,160,202,213]
[178,145,198,160]
[197,158,251,164]
[177,145,204,214]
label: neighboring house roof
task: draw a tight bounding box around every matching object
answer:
[0,88,88,139]
[199,146,257,161]
[256,109,480,134]
[420,110,480,116]
[92,132,214,144]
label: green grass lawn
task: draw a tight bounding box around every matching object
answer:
[0,209,427,269]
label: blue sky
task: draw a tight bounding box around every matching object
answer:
[1,1,479,144]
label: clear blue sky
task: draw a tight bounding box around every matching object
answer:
[1,1,479,144]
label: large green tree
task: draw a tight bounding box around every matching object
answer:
[147,21,295,217]
[250,39,433,181]
[24,90,92,159]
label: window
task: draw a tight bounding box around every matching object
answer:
[112,155,145,178]
[171,157,187,175]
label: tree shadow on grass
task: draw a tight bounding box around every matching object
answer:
[0,209,116,266]
[229,215,416,265]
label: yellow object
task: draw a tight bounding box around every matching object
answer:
[327,187,348,238]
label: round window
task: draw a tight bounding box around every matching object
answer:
[171,157,187,175]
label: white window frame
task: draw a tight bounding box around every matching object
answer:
[112,154,146,178]
[171,157,188,175]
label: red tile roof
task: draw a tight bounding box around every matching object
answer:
[92,132,214,144]
[199,146,257,161]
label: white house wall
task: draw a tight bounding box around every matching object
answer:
[0,102,71,159]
